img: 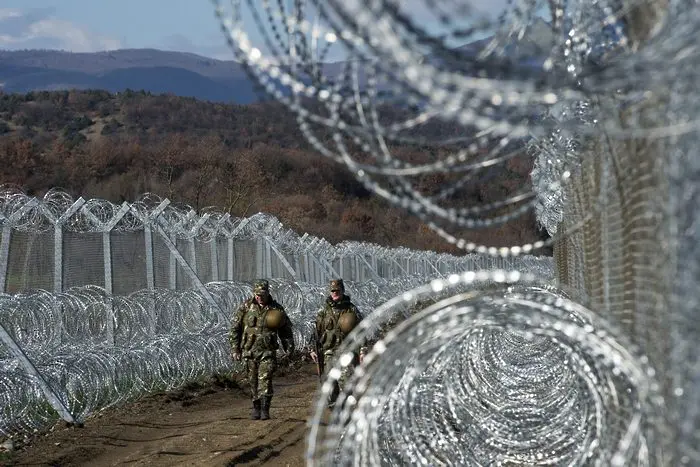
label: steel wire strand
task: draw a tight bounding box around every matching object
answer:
[308,272,668,466]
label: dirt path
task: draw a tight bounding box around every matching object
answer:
[6,363,322,467]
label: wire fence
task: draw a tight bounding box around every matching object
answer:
[0,187,554,438]
[206,0,700,462]
[550,99,694,464]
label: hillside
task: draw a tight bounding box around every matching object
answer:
[0,89,549,254]
[0,49,261,104]
[0,18,556,105]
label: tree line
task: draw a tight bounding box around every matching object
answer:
[0,89,550,254]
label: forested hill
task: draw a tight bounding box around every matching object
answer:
[0,89,549,254]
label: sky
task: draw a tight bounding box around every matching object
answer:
[0,1,511,61]
[0,1,235,59]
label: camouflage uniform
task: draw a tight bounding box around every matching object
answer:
[230,279,295,420]
[314,279,367,407]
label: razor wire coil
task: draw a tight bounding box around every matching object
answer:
[210,0,700,464]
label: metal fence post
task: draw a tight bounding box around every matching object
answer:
[210,238,219,282]
[264,238,272,278]
[101,202,130,346]
[255,236,264,279]
[0,225,11,294]
[227,236,234,280]
[144,199,170,336]
[53,224,63,295]
[169,232,177,289]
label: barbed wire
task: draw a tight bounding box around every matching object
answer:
[307,271,668,465]
[208,0,700,464]
[0,188,454,260]
[212,0,700,253]
[0,248,553,438]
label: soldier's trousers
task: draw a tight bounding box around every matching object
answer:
[245,356,276,401]
[323,350,356,404]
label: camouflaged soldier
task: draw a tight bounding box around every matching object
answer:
[230,279,295,420]
[309,279,367,408]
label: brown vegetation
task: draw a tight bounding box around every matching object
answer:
[0,89,549,254]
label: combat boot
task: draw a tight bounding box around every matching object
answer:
[251,399,261,420]
[261,396,272,420]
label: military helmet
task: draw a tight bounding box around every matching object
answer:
[254,279,270,295]
[329,278,345,293]
[338,311,358,333]
[264,308,284,329]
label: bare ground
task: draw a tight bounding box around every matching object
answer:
[3,362,322,467]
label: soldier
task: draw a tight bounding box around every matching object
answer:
[309,278,367,408]
[230,279,295,420]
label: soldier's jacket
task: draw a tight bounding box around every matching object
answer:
[230,297,294,359]
[314,294,366,353]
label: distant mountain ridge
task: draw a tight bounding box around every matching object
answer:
[0,21,554,104]
[0,48,262,103]
[0,48,243,77]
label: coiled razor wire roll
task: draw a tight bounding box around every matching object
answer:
[307,271,669,466]
[209,0,585,255]
[0,255,553,438]
[208,1,700,462]
[211,0,700,257]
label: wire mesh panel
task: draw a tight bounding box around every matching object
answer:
[666,106,700,462]
[4,231,53,293]
[149,232,168,290]
[557,128,672,374]
[173,238,195,290]
[62,232,104,290]
[230,240,257,281]
[193,239,214,285]
[110,232,147,296]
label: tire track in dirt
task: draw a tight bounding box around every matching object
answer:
[6,363,321,467]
